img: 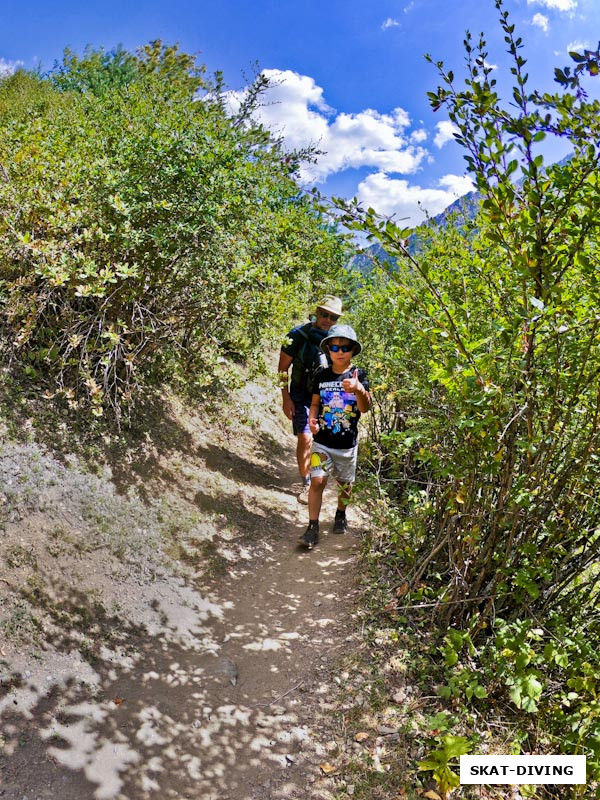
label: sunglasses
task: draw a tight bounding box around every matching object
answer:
[328,343,354,353]
[318,311,340,321]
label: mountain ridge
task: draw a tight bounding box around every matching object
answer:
[347,189,480,277]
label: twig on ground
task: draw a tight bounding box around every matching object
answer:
[254,680,305,708]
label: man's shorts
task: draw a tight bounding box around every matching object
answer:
[310,441,358,484]
[290,390,311,435]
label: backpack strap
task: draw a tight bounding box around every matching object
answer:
[296,323,316,369]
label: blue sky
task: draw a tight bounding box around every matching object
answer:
[3,0,599,226]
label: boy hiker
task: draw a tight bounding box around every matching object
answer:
[278,295,344,503]
[300,324,371,550]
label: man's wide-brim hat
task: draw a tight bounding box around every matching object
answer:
[320,324,362,355]
[316,294,343,317]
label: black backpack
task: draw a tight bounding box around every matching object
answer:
[297,324,329,393]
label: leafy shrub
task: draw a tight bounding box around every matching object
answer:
[345,2,600,628]
[345,3,600,790]
[0,44,348,420]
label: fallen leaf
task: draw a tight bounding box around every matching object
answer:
[319,762,337,774]
[113,697,124,705]
[424,791,442,800]
[396,582,409,598]
[354,731,370,742]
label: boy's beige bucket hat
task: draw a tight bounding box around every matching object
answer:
[320,324,362,355]
[316,295,343,316]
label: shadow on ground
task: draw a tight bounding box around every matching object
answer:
[0,367,360,799]
[0,525,358,800]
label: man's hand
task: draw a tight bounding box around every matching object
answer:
[309,416,320,434]
[342,369,360,393]
[282,396,295,420]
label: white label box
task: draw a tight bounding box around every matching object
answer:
[460,755,586,785]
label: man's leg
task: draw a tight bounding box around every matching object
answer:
[291,394,312,503]
[296,432,312,480]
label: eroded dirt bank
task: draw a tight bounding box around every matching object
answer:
[0,379,366,800]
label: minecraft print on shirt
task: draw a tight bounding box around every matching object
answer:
[319,388,357,434]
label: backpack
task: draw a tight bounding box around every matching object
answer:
[297,323,329,393]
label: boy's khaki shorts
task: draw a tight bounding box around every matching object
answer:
[310,442,358,484]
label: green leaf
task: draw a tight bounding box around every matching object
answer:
[445,649,459,667]
[442,735,471,759]
[418,759,441,771]
[522,695,539,713]
[522,674,543,699]
[447,629,463,649]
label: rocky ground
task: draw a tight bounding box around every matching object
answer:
[0,375,379,800]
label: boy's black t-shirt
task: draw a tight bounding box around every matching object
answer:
[311,366,369,450]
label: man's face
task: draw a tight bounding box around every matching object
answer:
[315,307,340,331]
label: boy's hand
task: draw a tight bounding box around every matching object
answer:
[342,369,360,393]
[309,416,320,434]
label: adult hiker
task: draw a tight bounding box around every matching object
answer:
[299,324,371,550]
[278,295,343,503]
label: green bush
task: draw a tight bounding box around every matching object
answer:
[344,3,600,790]
[345,2,600,628]
[0,44,348,420]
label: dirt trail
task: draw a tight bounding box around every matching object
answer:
[0,386,364,800]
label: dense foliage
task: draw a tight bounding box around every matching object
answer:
[0,43,348,420]
[344,2,600,793]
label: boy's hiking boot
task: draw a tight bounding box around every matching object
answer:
[297,477,311,504]
[299,521,319,550]
[333,510,347,534]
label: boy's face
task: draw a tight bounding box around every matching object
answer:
[327,337,355,369]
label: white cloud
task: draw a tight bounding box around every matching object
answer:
[227,69,479,226]
[0,57,23,77]
[410,128,428,143]
[567,40,590,52]
[438,174,475,195]
[223,69,330,152]
[531,13,549,30]
[356,172,474,226]
[381,17,400,30]
[404,1,415,12]
[527,0,576,12]
[484,61,498,71]
[233,69,427,182]
[434,120,459,149]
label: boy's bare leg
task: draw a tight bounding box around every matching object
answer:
[308,476,327,520]
[299,475,326,549]
[333,481,352,533]
[337,481,352,510]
